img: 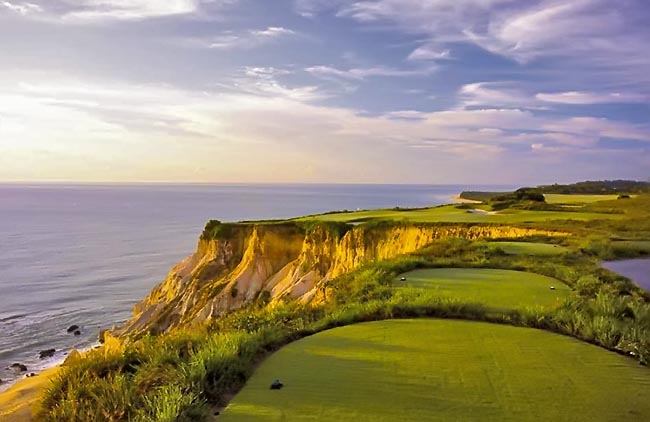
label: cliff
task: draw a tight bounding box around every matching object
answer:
[118,221,566,335]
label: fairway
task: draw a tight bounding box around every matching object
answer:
[396,268,569,310]
[487,241,568,256]
[220,320,650,422]
[543,194,621,204]
[299,204,619,224]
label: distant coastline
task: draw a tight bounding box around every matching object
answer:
[451,194,482,204]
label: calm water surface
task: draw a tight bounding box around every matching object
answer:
[602,259,650,291]
[0,183,513,388]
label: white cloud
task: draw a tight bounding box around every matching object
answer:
[459,83,649,109]
[459,82,540,109]
[1,1,41,15]
[306,64,436,80]
[543,117,650,143]
[202,26,296,50]
[251,26,295,38]
[63,0,200,21]
[536,91,648,105]
[4,0,239,22]
[407,46,451,61]
[217,66,327,102]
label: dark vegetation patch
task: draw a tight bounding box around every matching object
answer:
[538,180,650,195]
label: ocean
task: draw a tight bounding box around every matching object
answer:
[0,183,512,389]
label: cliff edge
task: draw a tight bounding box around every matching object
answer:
[118,221,565,335]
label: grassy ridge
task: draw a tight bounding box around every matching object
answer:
[298,204,620,224]
[221,319,650,422]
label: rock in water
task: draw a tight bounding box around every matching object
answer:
[39,349,56,359]
[74,330,81,336]
[10,363,27,373]
[270,379,284,390]
[67,325,80,333]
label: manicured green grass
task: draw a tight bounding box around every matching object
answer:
[544,194,621,204]
[395,268,569,311]
[299,204,619,224]
[486,241,568,256]
[220,319,650,422]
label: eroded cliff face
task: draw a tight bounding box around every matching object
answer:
[118,222,566,335]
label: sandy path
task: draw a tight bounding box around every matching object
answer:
[467,208,499,216]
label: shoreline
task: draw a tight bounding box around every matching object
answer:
[0,367,59,422]
[0,342,98,422]
[450,194,482,204]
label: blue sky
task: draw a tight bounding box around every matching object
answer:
[0,0,648,184]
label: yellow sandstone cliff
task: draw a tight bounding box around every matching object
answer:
[118,222,565,335]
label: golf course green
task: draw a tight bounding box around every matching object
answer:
[486,241,568,256]
[395,268,569,310]
[300,204,620,224]
[220,319,650,422]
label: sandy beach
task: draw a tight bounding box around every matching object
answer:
[451,194,482,204]
[0,367,58,422]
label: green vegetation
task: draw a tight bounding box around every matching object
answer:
[611,240,650,255]
[544,194,621,204]
[459,191,508,202]
[298,204,620,224]
[487,241,568,255]
[36,189,650,422]
[395,268,569,311]
[221,319,650,422]
[460,180,650,203]
[538,180,650,195]
[486,188,547,211]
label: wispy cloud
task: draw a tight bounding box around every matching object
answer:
[328,0,650,88]
[407,45,451,61]
[293,0,347,18]
[3,75,648,183]
[0,1,41,15]
[214,66,327,102]
[459,82,539,109]
[306,64,436,81]
[2,0,239,22]
[535,91,648,105]
[62,0,200,21]
[191,26,296,50]
[460,82,649,108]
